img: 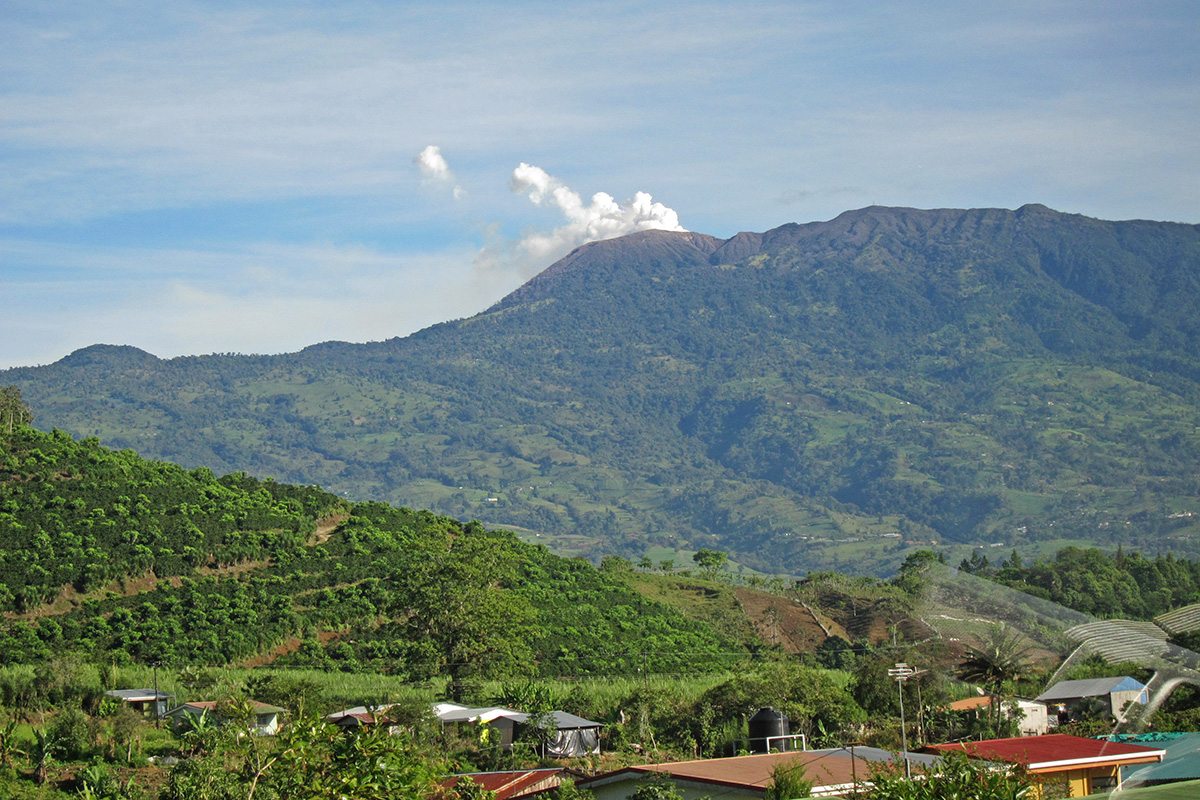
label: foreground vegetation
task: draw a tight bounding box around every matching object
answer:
[5,396,1200,796]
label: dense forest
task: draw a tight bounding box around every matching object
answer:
[961,545,1200,621]
[7,205,1200,575]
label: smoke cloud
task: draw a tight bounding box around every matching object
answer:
[414,145,465,199]
[509,162,686,264]
[415,147,686,280]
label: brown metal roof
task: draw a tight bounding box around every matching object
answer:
[443,769,564,799]
[587,749,929,794]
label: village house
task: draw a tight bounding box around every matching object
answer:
[325,703,405,732]
[1035,675,1149,724]
[580,747,940,799]
[945,694,1049,735]
[925,733,1165,798]
[166,699,285,736]
[434,703,525,750]
[433,702,603,757]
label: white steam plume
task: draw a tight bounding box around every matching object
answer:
[508,162,686,265]
[414,145,465,199]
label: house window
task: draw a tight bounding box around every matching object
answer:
[1088,774,1118,793]
[1037,777,1072,800]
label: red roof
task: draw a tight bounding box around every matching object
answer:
[925,734,1164,772]
[442,769,564,799]
[947,695,993,711]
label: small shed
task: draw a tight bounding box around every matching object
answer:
[104,688,174,719]
[1036,676,1148,724]
[326,704,402,731]
[501,710,603,757]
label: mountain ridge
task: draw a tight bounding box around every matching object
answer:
[8,204,1200,574]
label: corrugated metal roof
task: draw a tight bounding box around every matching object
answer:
[105,689,172,702]
[174,700,285,715]
[443,769,565,799]
[926,734,1164,770]
[499,710,603,729]
[584,747,940,793]
[435,705,520,723]
[948,695,993,711]
[1036,676,1145,702]
[1122,733,1200,785]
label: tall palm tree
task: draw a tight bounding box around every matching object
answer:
[956,627,1033,731]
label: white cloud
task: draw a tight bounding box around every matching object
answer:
[414,145,451,181]
[414,144,465,199]
[504,162,686,268]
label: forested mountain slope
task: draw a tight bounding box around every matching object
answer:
[0,424,742,678]
[7,205,1200,573]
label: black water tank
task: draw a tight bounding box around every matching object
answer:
[748,707,789,753]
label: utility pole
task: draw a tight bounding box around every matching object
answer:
[849,742,858,798]
[152,661,161,727]
[888,663,915,779]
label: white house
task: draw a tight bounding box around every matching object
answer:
[167,700,284,735]
[947,694,1049,736]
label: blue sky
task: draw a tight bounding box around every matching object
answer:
[2,1,1198,369]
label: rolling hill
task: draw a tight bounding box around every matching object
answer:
[7,204,1200,573]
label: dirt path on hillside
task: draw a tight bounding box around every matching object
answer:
[240,630,343,668]
[307,513,348,546]
[6,513,349,622]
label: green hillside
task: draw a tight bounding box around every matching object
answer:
[0,423,746,680]
[7,205,1200,573]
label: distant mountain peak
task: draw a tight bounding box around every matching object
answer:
[57,344,159,368]
[495,228,723,308]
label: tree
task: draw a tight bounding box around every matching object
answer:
[700,662,865,752]
[391,531,535,699]
[894,550,942,595]
[865,751,1030,799]
[692,548,728,576]
[29,727,59,785]
[0,386,33,434]
[765,761,812,799]
[629,773,684,800]
[550,778,594,800]
[0,718,25,770]
[955,628,1033,730]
